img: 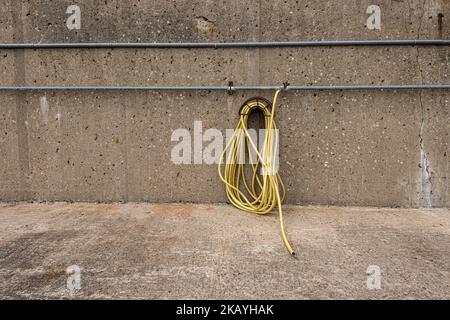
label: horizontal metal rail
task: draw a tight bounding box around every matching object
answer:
[0,40,449,49]
[0,84,449,91]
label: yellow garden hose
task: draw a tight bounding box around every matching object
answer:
[218,90,295,255]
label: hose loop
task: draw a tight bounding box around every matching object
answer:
[218,90,295,255]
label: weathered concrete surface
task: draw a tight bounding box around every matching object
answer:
[0,0,449,206]
[0,202,448,299]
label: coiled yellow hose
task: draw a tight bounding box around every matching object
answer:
[218,90,295,255]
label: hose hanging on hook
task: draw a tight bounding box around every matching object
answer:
[218,90,295,255]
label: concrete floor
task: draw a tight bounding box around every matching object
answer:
[0,202,448,299]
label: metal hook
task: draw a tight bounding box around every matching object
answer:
[228,81,234,95]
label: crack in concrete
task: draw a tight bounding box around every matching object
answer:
[418,94,433,207]
[416,0,433,207]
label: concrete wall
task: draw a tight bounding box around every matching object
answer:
[0,0,448,207]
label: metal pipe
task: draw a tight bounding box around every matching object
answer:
[0,40,449,49]
[287,84,450,91]
[0,84,449,91]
